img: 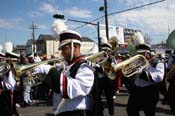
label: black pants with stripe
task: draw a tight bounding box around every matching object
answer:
[167,81,175,115]
[56,110,94,116]
[0,91,19,116]
[126,84,159,116]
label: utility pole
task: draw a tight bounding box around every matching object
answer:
[104,0,109,40]
[29,21,37,54]
[97,22,101,52]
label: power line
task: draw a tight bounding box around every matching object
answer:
[73,0,166,30]
[108,0,166,16]
[83,31,97,37]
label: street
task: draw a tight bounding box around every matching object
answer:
[17,87,174,116]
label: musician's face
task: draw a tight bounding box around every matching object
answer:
[61,44,71,62]
[61,43,81,62]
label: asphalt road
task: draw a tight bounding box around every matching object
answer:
[17,87,174,116]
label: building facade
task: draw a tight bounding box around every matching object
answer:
[36,34,98,59]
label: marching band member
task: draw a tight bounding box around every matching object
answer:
[32,63,55,102]
[167,50,175,115]
[115,53,123,94]
[44,30,94,116]
[0,63,19,116]
[32,64,53,75]
[20,57,33,107]
[157,53,168,105]
[126,43,164,116]
[96,42,116,116]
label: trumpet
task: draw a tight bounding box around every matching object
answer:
[112,54,148,77]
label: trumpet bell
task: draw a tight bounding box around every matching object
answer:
[112,54,148,77]
[109,36,118,51]
[85,51,108,64]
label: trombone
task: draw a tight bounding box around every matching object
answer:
[0,58,63,85]
[14,57,63,77]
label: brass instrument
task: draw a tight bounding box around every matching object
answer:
[85,51,108,64]
[16,58,64,86]
[112,54,148,77]
[166,64,175,81]
[14,58,63,77]
[84,50,148,78]
[0,62,10,78]
[0,58,63,86]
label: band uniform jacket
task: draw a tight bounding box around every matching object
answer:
[0,70,18,116]
[0,70,16,90]
[53,61,94,115]
[135,60,164,87]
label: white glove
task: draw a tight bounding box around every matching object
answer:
[87,61,96,67]
[136,68,143,74]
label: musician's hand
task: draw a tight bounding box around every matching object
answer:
[136,68,143,74]
[87,61,97,67]
[26,71,32,77]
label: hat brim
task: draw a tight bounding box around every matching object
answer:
[137,49,150,53]
[58,39,81,50]
[101,47,111,51]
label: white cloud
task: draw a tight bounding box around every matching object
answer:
[37,24,47,29]
[39,3,61,14]
[28,11,43,17]
[0,18,22,29]
[0,19,13,29]
[28,2,63,17]
[119,0,153,7]
[92,0,103,3]
[109,0,175,43]
[65,7,93,18]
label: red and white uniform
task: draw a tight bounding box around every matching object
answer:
[135,61,164,87]
[0,70,16,90]
[53,58,94,115]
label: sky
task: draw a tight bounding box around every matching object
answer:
[0,0,175,47]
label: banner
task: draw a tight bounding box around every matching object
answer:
[99,24,124,44]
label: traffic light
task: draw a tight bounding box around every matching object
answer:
[53,14,65,20]
[99,6,104,11]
